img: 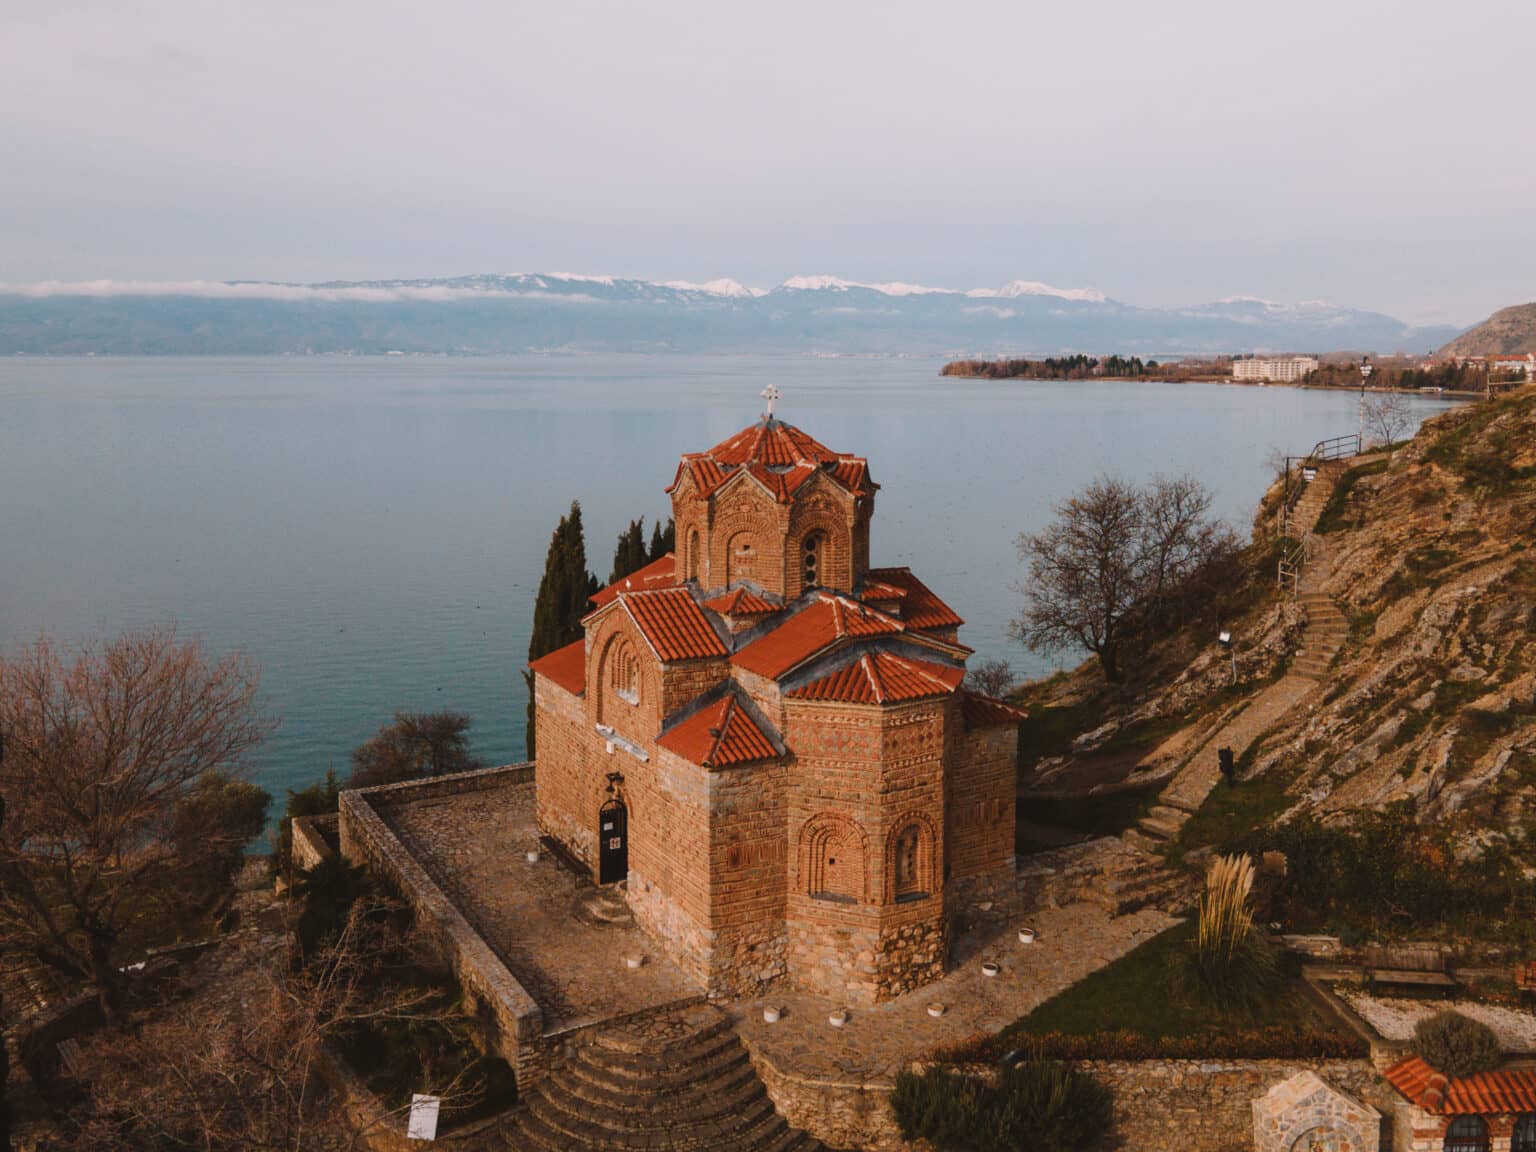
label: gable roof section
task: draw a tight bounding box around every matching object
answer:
[656,693,780,768]
[1385,1056,1536,1115]
[590,552,677,609]
[528,637,586,696]
[703,586,782,617]
[865,567,964,631]
[732,593,906,680]
[620,587,728,662]
[707,419,842,468]
[787,650,964,705]
[961,690,1026,729]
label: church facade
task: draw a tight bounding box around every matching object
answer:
[530,409,1019,1003]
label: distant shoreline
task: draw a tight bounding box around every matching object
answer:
[941,369,1483,399]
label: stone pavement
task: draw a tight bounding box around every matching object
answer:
[724,901,1176,1086]
[383,781,703,1033]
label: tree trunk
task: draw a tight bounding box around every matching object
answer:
[88,935,125,1028]
[1098,646,1121,683]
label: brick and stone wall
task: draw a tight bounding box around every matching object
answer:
[533,675,600,867]
[289,812,338,872]
[336,766,546,1085]
[755,1055,1388,1152]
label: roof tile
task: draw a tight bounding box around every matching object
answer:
[1385,1056,1536,1115]
[703,587,782,617]
[732,593,905,679]
[529,638,586,696]
[657,694,779,768]
[961,690,1026,728]
[788,651,964,705]
[590,552,677,609]
[623,588,728,662]
[865,567,964,631]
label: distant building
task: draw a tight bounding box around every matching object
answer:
[1233,356,1320,382]
[1491,353,1536,381]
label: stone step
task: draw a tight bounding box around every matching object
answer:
[1120,828,1168,854]
[561,1044,757,1107]
[592,1010,735,1057]
[532,1063,772,1136]
[576,1029,742,1082]
[1146,803,1194,827]
[526,1086,781,1150]
[1135,813,1182,841]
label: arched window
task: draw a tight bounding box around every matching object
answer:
[888,819,934,902]
[726,531,758,585]
[802,532,824,590]
[1512,1116,1536,1152]
[802,816,866,904]
[609,640,639,704]
[686,528,701,582]
[1444,1116,1489,1152]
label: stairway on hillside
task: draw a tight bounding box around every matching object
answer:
[1119,461,1360,857]
[506,1004,822,1152]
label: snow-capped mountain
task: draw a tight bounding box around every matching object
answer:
[0,272,1461,356]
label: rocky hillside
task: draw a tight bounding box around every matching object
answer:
[1025,385,1536,863]
[1438,302,1536,357]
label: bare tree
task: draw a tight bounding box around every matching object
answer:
[0,628,267,1022]
[965,658,1016,699]
[1011,477,1144,683]
[61,900,481,1152]
[1011,475,1235,683]
[1363,390,1411,450]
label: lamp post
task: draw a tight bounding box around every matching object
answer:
[1358,356,1373,451]
[1219,630,1236,685]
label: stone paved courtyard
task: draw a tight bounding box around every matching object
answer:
[726,901,1177,1085]
[381,780,703,1033]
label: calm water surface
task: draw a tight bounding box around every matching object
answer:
[0,356,1457,806]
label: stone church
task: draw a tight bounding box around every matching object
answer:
[530,401,1019,1003]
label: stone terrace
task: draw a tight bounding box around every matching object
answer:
[380,777,702,1034]
[728,901,1174,1084]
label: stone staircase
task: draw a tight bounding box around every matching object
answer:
[506,1004,822,1152]
[1084,849,1195,916]
[1291,590,1350,679]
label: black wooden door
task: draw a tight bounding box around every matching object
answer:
[598,798,628,885]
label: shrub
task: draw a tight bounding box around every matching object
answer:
[1171,854,1278,1016]
[1413,1010,1503,1077]
[892,1055,1113,1152]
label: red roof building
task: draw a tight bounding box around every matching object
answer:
[530,413,1020,1006]
[1384,1055,1536,1150]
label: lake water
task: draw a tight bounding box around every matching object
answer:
[0,356,1457,806]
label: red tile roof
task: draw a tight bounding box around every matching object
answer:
[657,694,779,768]
[529,638,586,696]
[621,588,728,662]
[590,553,677,609]
[703,586,782,617]
[858,578,909,603]
[788,651,964,705]
[961,690,1026,728]
[666,419,877,505]
[865,567,964,631]
[707,420,843,468]
[1385,1056,1536,1115]
[731,593,906,679]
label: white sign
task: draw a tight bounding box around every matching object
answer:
[407,1094,441,1141]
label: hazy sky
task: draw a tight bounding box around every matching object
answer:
[3,0,1532,324]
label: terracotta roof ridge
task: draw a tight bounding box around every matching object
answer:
[703,695,736,767]
[862,653,885,703]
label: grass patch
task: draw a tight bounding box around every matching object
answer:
[975,922,1355,1058]
[1313,459,1389,534]
[1015,701,1099,770]
[1025,784,1161,840]
[1167,760,1301,866]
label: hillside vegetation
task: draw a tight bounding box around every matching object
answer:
[1439,302,1536,358]
[1023,387,1536,931]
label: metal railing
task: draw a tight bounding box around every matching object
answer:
[1276,432,1359,591]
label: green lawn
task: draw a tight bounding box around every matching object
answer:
[978,921,1358,1061]
[1166,763,1301,865]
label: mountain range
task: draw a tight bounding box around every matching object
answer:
[0,273,1464,357]
[1436,302,1536,358]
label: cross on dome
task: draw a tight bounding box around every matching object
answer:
[760,384,781,420]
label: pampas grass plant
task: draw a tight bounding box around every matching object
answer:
[1173,853,1278,1016]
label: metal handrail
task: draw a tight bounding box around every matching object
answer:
[1277,533,1310,595]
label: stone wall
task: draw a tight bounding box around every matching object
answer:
[336,765,547,1085]
[1086,1058,1388,1152]
[751,1054,1388,1152]
[290,812,338,872]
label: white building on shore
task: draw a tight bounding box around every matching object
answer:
[1232,356,1320,382]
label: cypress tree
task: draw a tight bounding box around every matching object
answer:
[609,518,648,584]
[526,501,596,757]
[649,516,675,562]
